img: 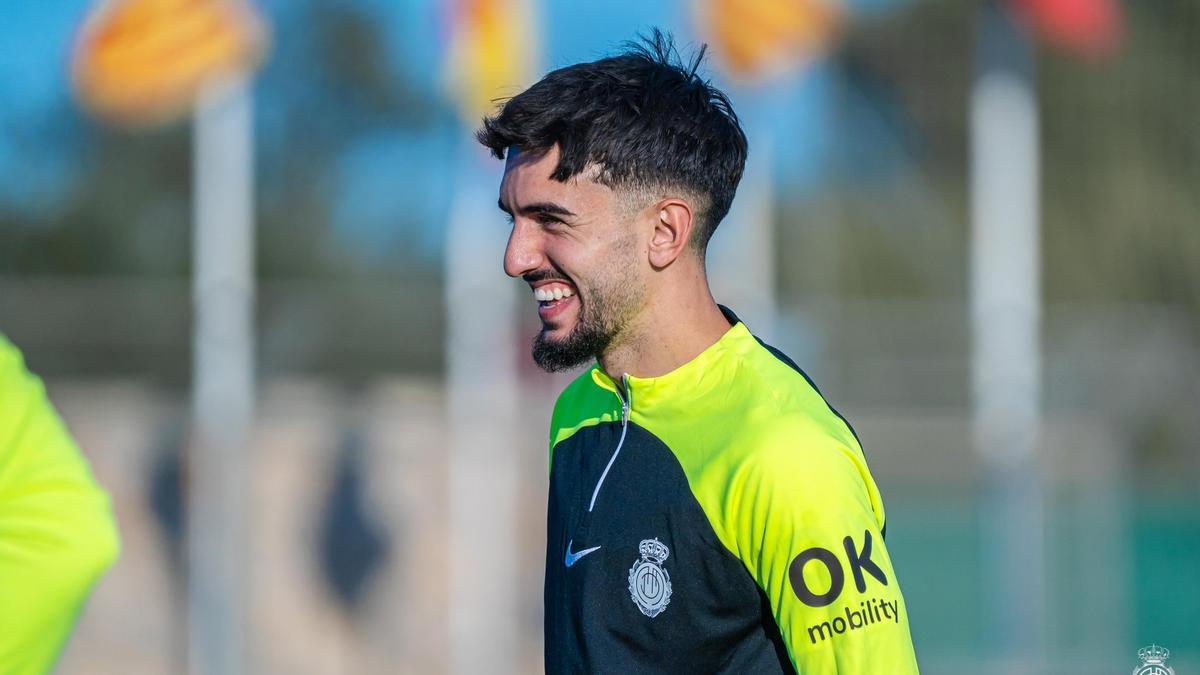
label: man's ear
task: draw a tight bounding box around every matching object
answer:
[647,199,694,269]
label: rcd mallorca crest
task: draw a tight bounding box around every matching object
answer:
[1133,645,1174,675]
[628,538,672,618]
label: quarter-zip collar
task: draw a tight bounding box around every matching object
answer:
[587,306,756,415]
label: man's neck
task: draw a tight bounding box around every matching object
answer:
[597,285,732,383]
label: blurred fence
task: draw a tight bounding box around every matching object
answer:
[5,280,1194,673]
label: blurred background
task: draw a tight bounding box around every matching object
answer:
[1,0,1198,673]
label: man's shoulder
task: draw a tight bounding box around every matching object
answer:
[654,336,868,499]
[732,336,862,453]
[718,342,879,514]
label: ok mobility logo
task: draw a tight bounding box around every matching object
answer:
[789,530,901,644]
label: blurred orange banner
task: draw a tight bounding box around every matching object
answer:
[443,0,539,125]
[692,0,844,83]
[71,0,269,128]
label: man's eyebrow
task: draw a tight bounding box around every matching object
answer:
[497,199,576,218]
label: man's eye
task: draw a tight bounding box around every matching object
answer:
[536,214,563,226]
[504,213,515,226]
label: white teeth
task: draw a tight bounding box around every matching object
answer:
[533,286,574,302]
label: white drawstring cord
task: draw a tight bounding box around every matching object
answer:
[588,374,630,512]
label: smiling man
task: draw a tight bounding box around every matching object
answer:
[478,31,919,674]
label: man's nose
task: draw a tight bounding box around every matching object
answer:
[503,221,544,278]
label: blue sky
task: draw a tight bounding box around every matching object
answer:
[0,0,912,259]
[0,1,91,118]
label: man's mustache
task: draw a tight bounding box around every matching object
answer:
[524,270,574,286]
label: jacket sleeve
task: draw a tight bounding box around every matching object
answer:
[726,419,919,674]
[0,336,121,674]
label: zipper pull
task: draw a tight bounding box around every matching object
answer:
[620,373,631,425]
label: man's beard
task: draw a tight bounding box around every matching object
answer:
[531,277,637,373]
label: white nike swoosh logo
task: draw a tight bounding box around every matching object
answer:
[564,539,601,568]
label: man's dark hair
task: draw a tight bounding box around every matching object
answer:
[476,29,748,252]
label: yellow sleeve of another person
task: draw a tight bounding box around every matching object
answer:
[0,336,120,674]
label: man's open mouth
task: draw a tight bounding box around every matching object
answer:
[533,282,577,320]
[534,284,574,305]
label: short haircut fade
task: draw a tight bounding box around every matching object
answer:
[475,28,748,251]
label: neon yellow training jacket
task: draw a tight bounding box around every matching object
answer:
[0,336,120,674]
[544,306,919,673]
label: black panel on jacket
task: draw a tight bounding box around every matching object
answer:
[545,421,795,674]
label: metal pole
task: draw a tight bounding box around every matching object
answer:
[970,2,1045,672]
[190,75,255,675]
[445,152,520,675]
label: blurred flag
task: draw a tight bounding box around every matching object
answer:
[1008,0,1123,59]
[442,0,539,126]
[440,6,538,672]
[692,0,844,83]
[71,0,269,128]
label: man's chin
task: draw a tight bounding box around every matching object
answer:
[531,330,596,373]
